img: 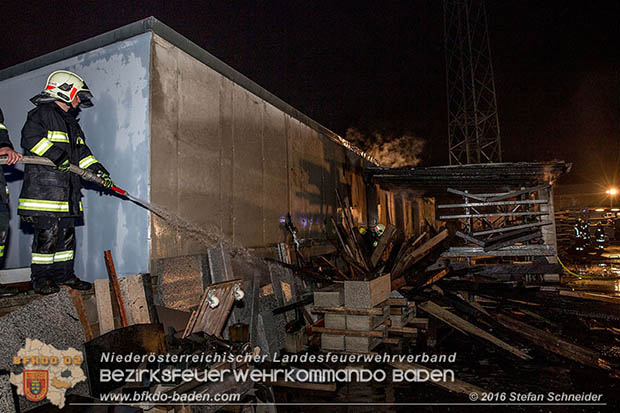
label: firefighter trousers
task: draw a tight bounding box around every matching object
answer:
[22,216,76,283]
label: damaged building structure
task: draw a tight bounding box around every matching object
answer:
[0,17,593,410]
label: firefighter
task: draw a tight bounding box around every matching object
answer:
[573,217,589,253]
[0,108,22,297]
[19,70,114,295]
[594,222,607,251]
[359,223,385,250]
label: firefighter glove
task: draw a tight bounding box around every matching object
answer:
[101,173,114,189]
[56,159,71,172]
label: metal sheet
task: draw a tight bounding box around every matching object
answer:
[0,33,151,280]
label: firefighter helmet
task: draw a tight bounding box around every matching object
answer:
[374,224,386,237]
[30,70,94,107]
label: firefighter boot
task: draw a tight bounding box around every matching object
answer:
[33,279,60,295]
[58,276,92,291]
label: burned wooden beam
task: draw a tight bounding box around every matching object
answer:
[370,224,398,268]
[494,312,613,371]
[455,231,485,247]
[486,184,550,202]
[483,230,542,252]
[392,229,449,278]
[418,301,532,360]
[472,220,552,236]
[104,250,128,328]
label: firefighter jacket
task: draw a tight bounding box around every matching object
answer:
[0,108,15,206]
[18,102,108,218]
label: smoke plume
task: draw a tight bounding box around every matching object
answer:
[345,128,425,168]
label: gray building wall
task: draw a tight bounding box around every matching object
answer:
[149,34,369,260]
[0,20,376,281]
[0,33,151,280]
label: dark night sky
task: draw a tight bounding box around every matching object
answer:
[2,1,619,184]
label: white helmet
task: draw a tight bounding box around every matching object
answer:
[30,70,94,107]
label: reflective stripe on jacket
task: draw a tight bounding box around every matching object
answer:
[0,107,15,206]
[19,103,108,217]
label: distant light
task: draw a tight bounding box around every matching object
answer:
[606,187,618,195]
[612,208,620,212]
[595,208,605,212]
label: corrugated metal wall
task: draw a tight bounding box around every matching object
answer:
[149,34,368,261]
[0,33,151,280]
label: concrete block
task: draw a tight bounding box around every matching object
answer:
[119,274,152,325]
[313,285,344,307]
[325,313,346,330]
[321,334,345,351]
[344,274,391,308]
[346,303,389,331]
[390,308,415,328]
[345,334,382,353]
[156,254,208,311]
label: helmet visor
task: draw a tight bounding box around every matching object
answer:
[77,90,94,108]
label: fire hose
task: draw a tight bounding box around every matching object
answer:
[0,155,129,196]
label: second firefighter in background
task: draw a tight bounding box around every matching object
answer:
[19,70,114,295]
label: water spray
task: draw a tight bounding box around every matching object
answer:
[0,155,232,249]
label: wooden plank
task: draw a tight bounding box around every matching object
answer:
[421,269,450,287]
[104,250,128,328]
[494,313,612,370]
[418,301,532,360]
[388,297,407,306]
[370,225,398,267]
[387,327,418,335]
[472,220,552,236]
[389,361,487,396]
[311,305,384,315]
[336,190,368,270]
[313,326,385,338]
[68,289,93,341]
[391,231,427,274]
[330,217,355,262]
[483,231,542,252]
[455,231,485,247]
[392,229,449,277]
[409,318,429,329]
[118,274,151,325]
[319,256,350,280]
[94,278,115,335]
[559,290,620,305]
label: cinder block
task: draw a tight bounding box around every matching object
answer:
[346,303,389,331]
[344,274,391,308]
[345,334,382,353]
[390,308,415,328]
[325,313,346,330]
[314,285,344,307]
[321,334,345,351]
[156,254,208,311]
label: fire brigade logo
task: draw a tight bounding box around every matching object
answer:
[23,370,49,402]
